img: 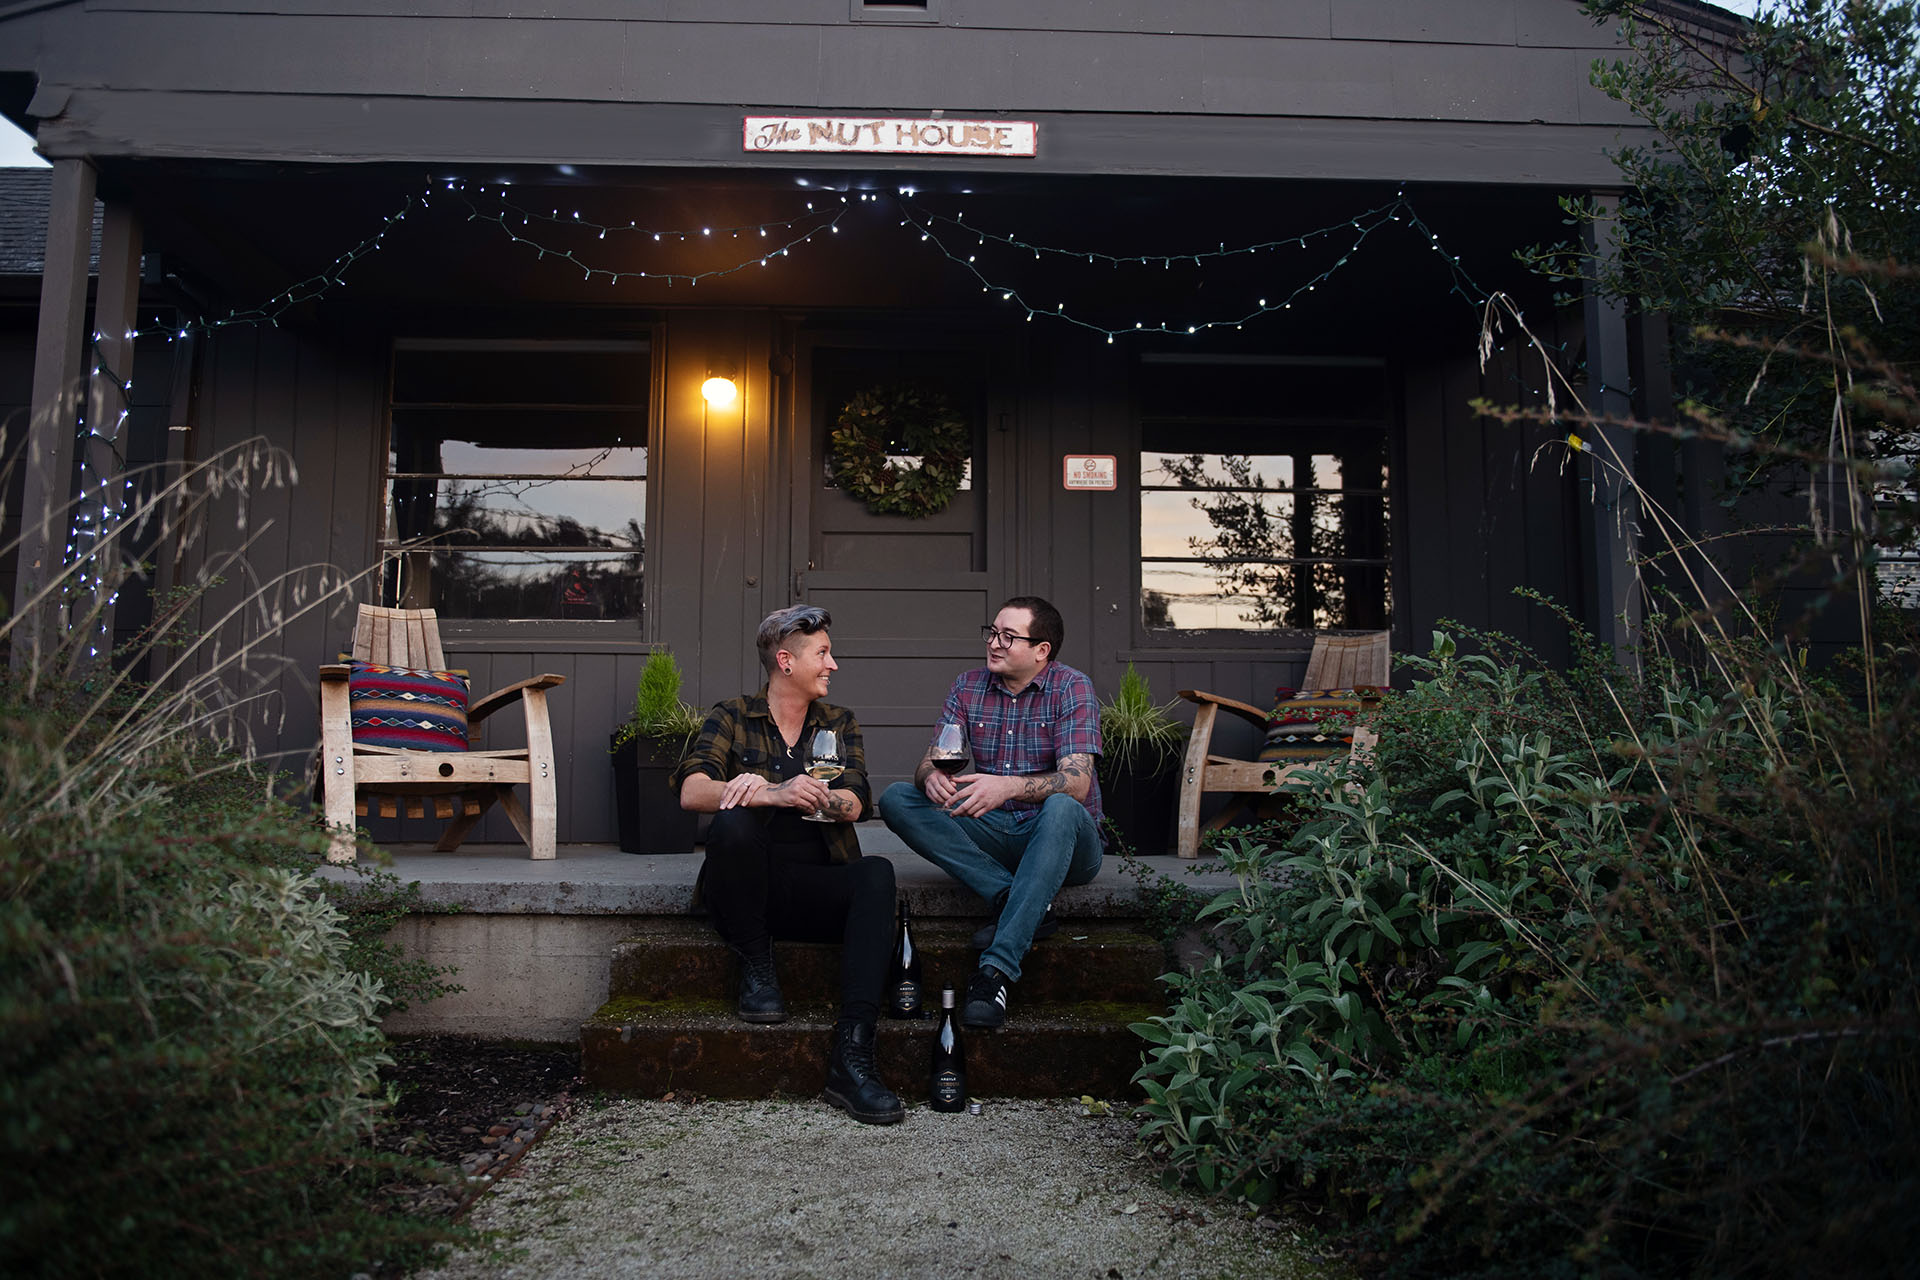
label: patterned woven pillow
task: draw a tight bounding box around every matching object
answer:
[1257,687,1367,764]
[347,661,470,751]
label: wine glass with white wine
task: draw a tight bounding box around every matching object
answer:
[801,728,843,822]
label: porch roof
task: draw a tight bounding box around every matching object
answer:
[0,0,1745,187]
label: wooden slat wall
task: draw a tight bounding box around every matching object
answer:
[44,2,1642,127]
[1397,326,1583,673]
[161,298,1589,849]
[167,320,380,794]
[8,1,1671,186]
[0,308,36,615]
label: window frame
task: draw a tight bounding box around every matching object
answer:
[849,0,942,24]
[379,335,656,636]
[1129,353,1398,651]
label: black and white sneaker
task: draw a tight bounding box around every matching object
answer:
[962,964,1012,1030]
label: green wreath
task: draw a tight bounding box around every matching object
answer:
[828,385,971,518]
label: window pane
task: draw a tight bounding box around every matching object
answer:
[388,478,645,550]
[1141,452,1293,489]
[393,348,646,405]
[1309,561,1393,631]
[1134,365,1389,635]
[823,455,972,491]
[391,411,648,475]
[1141,563,1297,631]
[408,550,643,621]
[1141,490,1294,560]
[386,341,649,621]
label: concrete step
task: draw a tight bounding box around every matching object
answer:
[607,918,1167,1008]
[581,997,1155,1101]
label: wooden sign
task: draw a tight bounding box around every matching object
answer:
[744,116,1038,156]
[1062,455,1117,491]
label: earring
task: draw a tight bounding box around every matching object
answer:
[782,665,792,675]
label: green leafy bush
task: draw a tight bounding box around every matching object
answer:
[1131,626,1920,1276]
[0,681,459,1279]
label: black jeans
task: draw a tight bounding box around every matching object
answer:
[700,807,895,1024]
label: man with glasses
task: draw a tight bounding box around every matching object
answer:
[879,596,1103,1030]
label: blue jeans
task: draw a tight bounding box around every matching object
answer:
[879,782,1103,982]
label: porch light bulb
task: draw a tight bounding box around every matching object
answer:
[702,376,738,407]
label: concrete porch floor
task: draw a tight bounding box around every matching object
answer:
[316,826,1237,1044]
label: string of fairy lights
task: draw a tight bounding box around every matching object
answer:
[57,171,1545,649]
[893,189,1495,341]
[445,178,856,286]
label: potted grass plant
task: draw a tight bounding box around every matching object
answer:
[610,648,708,854]
[1096,662,1188,856]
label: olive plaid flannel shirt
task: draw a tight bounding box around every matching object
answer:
[669,689,871,864]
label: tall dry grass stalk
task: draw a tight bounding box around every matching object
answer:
[0,435,392,831]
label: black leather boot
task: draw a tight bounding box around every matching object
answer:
[731,939,787,1024]
[823,1019,905,1124]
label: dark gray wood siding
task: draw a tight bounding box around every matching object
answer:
[155,294,1591,845]
[0,0,1698,183]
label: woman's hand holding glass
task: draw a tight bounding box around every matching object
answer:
[800,729,844,822]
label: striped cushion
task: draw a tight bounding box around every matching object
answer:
[1258,688,1365,764]
[347,661,470,751]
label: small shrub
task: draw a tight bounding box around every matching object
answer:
[1131,626,1920,1277]
[611,648,705,753]
[1099,661,1187,774]
[324,865,465,1017]
[0,682,460,1279]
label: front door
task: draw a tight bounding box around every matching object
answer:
[790,336,1003,795]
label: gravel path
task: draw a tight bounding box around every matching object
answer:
[415,1097,1339,1280]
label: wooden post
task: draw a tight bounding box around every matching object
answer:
[80,199,143,664]
[1581,192,1641,669]
[9,158,96,673]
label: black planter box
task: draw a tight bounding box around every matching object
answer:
[1098,749,1182,857]
[611,734,698,854]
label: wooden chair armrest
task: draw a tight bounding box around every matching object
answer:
[470,673,567,725]
[1177,688,1272,731]
[319,663,351,681]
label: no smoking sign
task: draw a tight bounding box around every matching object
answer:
[1062,455,1117,491]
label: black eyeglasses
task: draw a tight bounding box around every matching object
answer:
[981,625,1036,648]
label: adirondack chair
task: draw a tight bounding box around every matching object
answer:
[317,605,566,863]
[1174,630,1390,859]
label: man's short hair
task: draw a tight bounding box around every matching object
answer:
[757,604,832,673]
[999,595,1063,662]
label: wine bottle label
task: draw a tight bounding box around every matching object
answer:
[932,1071,964,1105]
[893,980,921,1011]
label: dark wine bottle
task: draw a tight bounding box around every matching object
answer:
[887,896,924,1019]
[929,985,967,1112]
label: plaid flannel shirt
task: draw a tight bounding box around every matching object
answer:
[940,661,1103,824]
[669,689,870,864]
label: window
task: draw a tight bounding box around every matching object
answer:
[1137,357,1391,633]
[382,339,650,622]
[851,0,939,22]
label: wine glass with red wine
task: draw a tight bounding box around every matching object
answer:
[930,720,969,777]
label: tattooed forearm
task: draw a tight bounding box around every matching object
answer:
[1017,754,1093,803]
[1018,773,1069,801]
[825,788,863,822]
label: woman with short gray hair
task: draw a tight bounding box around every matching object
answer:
[670,604,903,1124]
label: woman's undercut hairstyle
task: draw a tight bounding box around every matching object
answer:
[1000,595,1064,661]
[758,604,833,673]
